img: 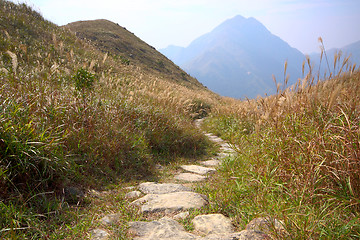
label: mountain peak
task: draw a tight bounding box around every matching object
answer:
[212,15,268,38]
[160,16,305,98]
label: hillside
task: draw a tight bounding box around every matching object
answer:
[2,1,359,239]
[160,15,306,99]
[65,19,203,88]
[0,1,219,238]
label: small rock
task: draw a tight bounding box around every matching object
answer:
[217,152,234,159]
[200,230,269,240]
[131,191,208,213]
[246,217,286,237]
[125,190,142,199]
[155,164,164,170]
[139,182,192,194]
[89,228,109,240]
[100,213,120,225]
[181,165,216,175]
[192,214,234,235]
[63,186,85,203]
[87,189,111,199]
[173,211,190,220]
[174,173,207,182]
[199,160,221,167]
[129,217,199,240]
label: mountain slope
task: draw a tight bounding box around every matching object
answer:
[65,19,203,88]
[160,15,306,99]
[310,40,360,76]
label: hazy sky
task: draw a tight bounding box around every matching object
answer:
[11,0,360,54]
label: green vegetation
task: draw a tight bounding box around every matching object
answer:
[200,55,360,238]
[0,1,216,238]
[1,0,359,239]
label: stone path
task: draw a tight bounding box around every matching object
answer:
[89,119,285,239]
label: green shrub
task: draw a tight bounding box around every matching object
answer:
[72,68,95,93]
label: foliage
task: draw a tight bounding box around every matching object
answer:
[201,54,360,238]
[0,0,215,238]
[188,99,212,119]
[73,68,95,93]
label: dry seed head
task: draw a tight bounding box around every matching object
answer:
[6,50,18,74]
[328,84,342,110]
[59,41,64,55]
[89,60,96,71]
[102,52,108,64]
[0,68,9,74]
[3,30,10,40]
[52,33,57,47]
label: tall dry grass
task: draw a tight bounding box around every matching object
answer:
[0,1,218,238]
[201,49,360,238]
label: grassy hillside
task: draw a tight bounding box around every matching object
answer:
[200,55,360,238]
[0,1,219,238]
[2,1,359,239]
[65,19,202,88]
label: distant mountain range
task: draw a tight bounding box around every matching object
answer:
[160,15,360,99]
[310,40,360,76]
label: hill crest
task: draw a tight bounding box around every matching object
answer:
[65,19,204,88]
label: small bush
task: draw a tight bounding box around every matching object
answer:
[72,68,95,93]
[188,99,212,119]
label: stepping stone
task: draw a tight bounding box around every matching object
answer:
[139,182,192,194]
[192,214,234,235]
[207,137,224,143]
[175,173,207,182]
[200,230,269,240]
[181,165,216,175]
[89,229,109,240]
[129,217,199,240]
[131,191,208,213]
[220,145,236,153]
[200,160,221,167]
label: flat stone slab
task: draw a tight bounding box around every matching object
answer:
[139,182,192,194]
[220,145,236,153]
[206,136,224,143]
[131,191,208,213]
[174,173,207,182]
[200,160,221,167]
[192,214,234,235]
[181,165,216,175]
[217,152,235,159]
[129,217,199,240]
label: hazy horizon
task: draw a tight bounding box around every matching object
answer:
[10,0,360,54]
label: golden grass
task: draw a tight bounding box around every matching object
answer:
[201,51,360,238]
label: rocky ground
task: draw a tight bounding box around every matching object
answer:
[88,119,285,240]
